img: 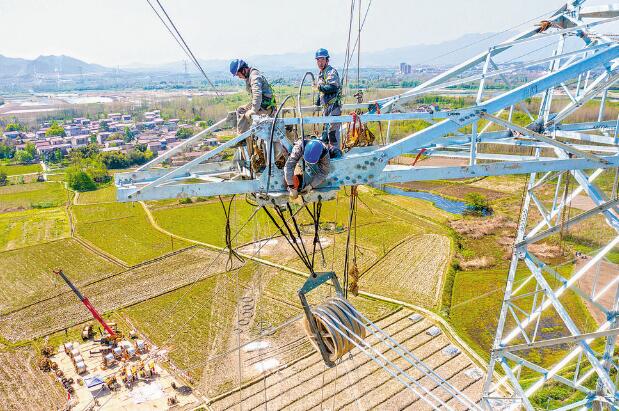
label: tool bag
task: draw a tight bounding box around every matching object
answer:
[343,112,375,150]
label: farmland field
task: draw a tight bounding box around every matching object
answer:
[72,201,191,265]
[0,238,123,314]
[0,163,42,176]
[0,246,238,341]
[0,182,68,213]
[0,349,65,411]
[0,207,69,251]
[75,184,116,204]
[360,234,452,308]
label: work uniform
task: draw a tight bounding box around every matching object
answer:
[316,64,342,148]
[236,67,276,134]
[284,140,331,189]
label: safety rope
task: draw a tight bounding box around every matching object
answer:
[343,186,359,297]
[219,195,245,270]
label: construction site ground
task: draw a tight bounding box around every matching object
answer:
[210,308,485,410]
[51,339,200,410]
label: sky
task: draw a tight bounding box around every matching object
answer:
[0,0,613,67]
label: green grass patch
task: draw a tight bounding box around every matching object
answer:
[0,238,123,314]
[72,202,191,265]
[449,264,597,375]
[0,163,42,176]
[0,208,69,251]
[0,182,68,213]
[76,185,117,204]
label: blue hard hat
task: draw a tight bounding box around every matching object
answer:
[229,59,247,76]
[315,48,330,59]
[304,139,324,164]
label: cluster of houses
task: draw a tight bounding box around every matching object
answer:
[1,110,210,161]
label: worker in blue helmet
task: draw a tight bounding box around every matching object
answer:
[229,59,276,135]
[314,48,342,156]
[284,138,331,199]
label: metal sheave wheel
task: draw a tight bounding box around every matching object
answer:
[302,297,367,362]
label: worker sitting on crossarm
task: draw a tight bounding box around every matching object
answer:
[314,48,342,156]
[284,139,331,199]
[229,59,277,134]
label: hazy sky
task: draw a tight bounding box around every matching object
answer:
[0,0,612,66]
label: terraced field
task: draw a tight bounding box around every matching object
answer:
[0,238,123,314]
[0,349,65,411]
[0,207,69,251]
[211,309,485,410]
[0,181,68,213]
[361,234,452,308]
[0,246,237,341]
[72,201,192,265]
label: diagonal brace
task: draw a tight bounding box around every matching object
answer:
[480,112,608,165]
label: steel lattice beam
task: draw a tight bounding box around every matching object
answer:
[115,1,619,409]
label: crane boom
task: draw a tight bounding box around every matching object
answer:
[55,269,117,338]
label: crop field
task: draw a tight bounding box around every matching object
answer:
[0,207,69,251]
[72,201,191,265]
[0,182,68,213]
[0,163,42,176]
[0,246,237,341]
[0,238,123,315]
[361,234,452,308]
[75,184,116,204]
[150,200,276,247]
[0,349,65,411]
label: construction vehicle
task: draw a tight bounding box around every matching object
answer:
[104,376,119,391]
[55,269,118,342]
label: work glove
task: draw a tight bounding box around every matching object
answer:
[300,184,313,195]
[289,188,299,199]
[244,109,256,120]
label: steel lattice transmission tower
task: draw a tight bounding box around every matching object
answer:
[117,1,619,409]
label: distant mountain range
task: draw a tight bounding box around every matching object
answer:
[128,30,558,73]
[0,30,575,79]
[0,55,110,78]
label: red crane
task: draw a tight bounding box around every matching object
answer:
[55,269,117,339]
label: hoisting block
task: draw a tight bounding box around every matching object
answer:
[298,272,366,367]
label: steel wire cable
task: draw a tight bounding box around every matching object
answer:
[145,0,221,96]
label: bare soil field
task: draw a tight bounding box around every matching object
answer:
[574,257,619,325]
[0,246,240,341]
[360,234,452,308]
[0,349,65,411]
[395,181,506,201]
[211,309,485,411]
